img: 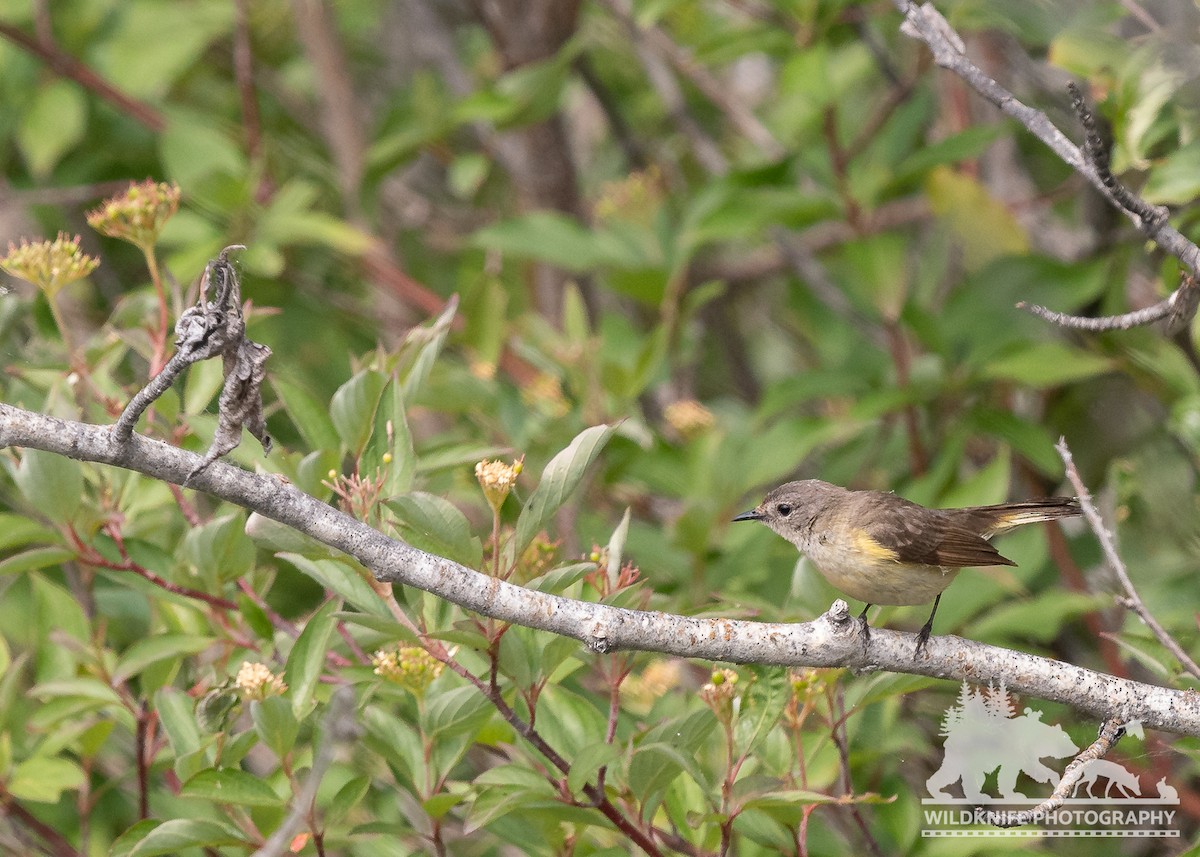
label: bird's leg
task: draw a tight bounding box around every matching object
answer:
[857,603,872,648]
[915,593,942,659]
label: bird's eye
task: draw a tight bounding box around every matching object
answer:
[776,503,792,517]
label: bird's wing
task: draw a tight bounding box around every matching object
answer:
[860,496,1017,568]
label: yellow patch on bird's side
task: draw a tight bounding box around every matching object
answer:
[851,529,899,562]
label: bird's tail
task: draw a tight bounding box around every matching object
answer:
[957,497,1082,537]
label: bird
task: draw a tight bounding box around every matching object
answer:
[732,480,1081,656]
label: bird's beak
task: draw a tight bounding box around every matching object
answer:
[732,509,763,523]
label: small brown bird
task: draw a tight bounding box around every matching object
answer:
[733,480,1081,655]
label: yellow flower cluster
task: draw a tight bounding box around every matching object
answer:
[521,374,569,417]
[624,658,683,713]
[371,645,445,695]
[593,166,663,224]
[665,399,715,440]
[234,661,288,701]
[86,180,181,251]
[1,233,99,296]
[475,456,523,513]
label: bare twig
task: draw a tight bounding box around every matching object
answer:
[1067,82,1166,229]
[1057,438,1200,681]
[4,405,1200,735]
[600,0,784,159]
[0,23,164,132]
[290,0,366,216]
[892,1,1200,275]
[986,718,1125,827]
[232,0,262,159]
[1018,273,1200,334]
[250,686,360,857]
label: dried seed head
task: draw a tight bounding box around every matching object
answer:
[1,233,99,296]
[87,180,181,251]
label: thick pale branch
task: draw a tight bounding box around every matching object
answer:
[2,401,1199,734]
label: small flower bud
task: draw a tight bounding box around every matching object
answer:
[87,180,181,251]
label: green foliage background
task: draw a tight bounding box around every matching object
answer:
[1,0,1199,854]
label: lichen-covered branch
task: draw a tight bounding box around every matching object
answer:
[2,402,1199,735]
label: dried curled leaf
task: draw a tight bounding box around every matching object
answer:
[114,245,275,480]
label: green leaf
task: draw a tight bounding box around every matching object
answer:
[109,819,161,857]
[182,357,226,416]
[95,1,234,98]
[566,741,622,797]
[892,124,1006,182]
[272,375,341,453]
[112,635,214,685]
[17,80,86,178]
[512,425,616,557]
[0,546,74,575]
[180,512,254,583]
[0,514,57,552]
[473,212,645,272]
[926,166,1028,270]
[30,678,124,707]
[14,448,82,523]
[399,297,458,404]
[424,792,465,819]
[604,506,633,588]
[126,819,244,857]
[330,369,389,457]
[278,554,389,617]
[159,112,246,187]
[180,768,283,807]
[423,685,494,738]
[284,599,338,717]
[154,686,202,762]
[980,343,1111,388]
[386,492,483,569]
[327,775,371,825]
[1143,140,1200,205]
[366,381,415,497]
[252,695,299,759]
[7,755,84,802]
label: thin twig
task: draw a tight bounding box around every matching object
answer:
[891,0,1200,275]
[1067,81,1165,228]
[0,788,82,857]
[250,686,360,857]
[601,0,784,159]
[1056,438,1200,680]
[986,718,1125,827]
[0,23,164,132]
[1018,273,1200,333]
